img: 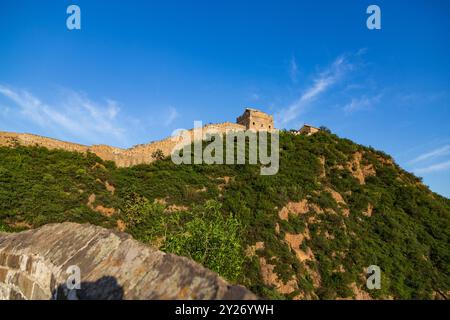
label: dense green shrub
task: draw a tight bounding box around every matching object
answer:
[164,200,244,282]
[119,195,244,282]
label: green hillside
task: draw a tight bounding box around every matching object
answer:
[0,130,448,300]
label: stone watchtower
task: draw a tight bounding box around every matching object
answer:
[236,108,274,131]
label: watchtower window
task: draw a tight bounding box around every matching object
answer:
[261,124,264,128]
[253,122,255,125]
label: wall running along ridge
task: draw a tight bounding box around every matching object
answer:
[0,122,246,167]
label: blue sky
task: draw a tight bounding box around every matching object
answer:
[0,0,449,197]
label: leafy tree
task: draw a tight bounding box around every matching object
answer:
[319,126,331,133]
[151,149,165,161]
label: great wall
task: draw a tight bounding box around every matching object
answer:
[0,109,272,299]
[0,108,321,300]
[0,108,277,167]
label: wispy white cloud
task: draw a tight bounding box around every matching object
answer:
[276,54,353,126]
[413,159,450,174]
[343,94,382,114]
[0,84,130,146]
[164,106,179,126]
[408,145,450,165]
[355,47,368,56]
[289,56,299,83]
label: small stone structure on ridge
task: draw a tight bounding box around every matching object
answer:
[236,108,274,132]
[297,124,320,136]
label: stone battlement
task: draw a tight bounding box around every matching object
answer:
[237,108,274,132]
[0,109,273,167]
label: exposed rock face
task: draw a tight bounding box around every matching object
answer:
[259,257,298,295]
[0,223,256,300]
[347,152,376,185]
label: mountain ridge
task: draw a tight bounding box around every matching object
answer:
[0,129,448,300]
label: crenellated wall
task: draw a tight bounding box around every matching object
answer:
[0,122,246,167]
[0,132,89,153]
[0,107,279,167]
[236,108,274,132]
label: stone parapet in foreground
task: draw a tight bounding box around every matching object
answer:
[0,222,256,300]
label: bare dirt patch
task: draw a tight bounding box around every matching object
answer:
[377,155,394,166]
[275,223,280,234]
[333,265,345,273]
[325,187,350,217]
[324,230,335,240]
[318,156,326,178]
[154,198,168,205]
[6,220,32,229]
[285,231,314,263]
[195,186,207,193]
[105,181,115,195]
[259,257,298,295]
[349,282,372,300]
[347,152,376,185]
[362,203,373,217]
[87,193,115,217]
[245,241,265,257]
[116,219,126,232]
[165,204,189,213]
[306,266,322,289]
[279,199,310,220]
[87,193,96,207]
[218,176,233,192]
[94,205,115,217]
